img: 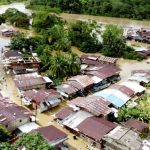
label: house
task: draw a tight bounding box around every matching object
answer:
[12,66,27,74]
[135,47,150,58]
[68,75,94,89]
[76,116,117,149]
[14,72,53,91]
[93,89,131,108]
[56,75,94,99]
[125,119,149,133]
[1,29,17,37]
[0,96,32,131]
[120,81,145,96]
[22,89,61,112]
[32,125,68,148]
[3,52,41,73]
[84,64,121,91]
[56,83,79,99]
[3,50,22,59]
[62,110,93,132]
[103,126,142,150]
[129,70,150,85]
[80,55,118,66]
[109,84,135,98]
[69,96,112,117]
[55,107,74,123]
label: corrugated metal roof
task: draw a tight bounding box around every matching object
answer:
[69,96,111,116]
[63,110,93,130]
[14,73,52,90]
[56,83,78,95]
[98,56,118,63]
[109,84,135,98]
[93,90,128,108]
[120,81,145,93]
[33,125,67,143]
[77,116,117,141]
[69,75,94,88]
[125,119,149,133]
[55,107,74,120]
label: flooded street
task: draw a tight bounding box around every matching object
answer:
[117,58,150,81]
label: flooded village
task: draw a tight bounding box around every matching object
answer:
[0,2,150,150]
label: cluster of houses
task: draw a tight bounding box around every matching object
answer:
[0,93,68,149]
[2,50,150,149]
[2,50,40,75]
[126,28,150,44]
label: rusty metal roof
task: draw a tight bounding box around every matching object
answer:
[125,119,149,133]
[77,116,117,141]
[109,84,135,97]
[33,125,67,143]
[68,75,94,88]
[69,96,111,116]
[55,107,74,120]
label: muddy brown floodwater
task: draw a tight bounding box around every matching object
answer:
[0,3,150,150]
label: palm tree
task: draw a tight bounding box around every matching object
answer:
[66,52,80,76]
[48,52,67,79]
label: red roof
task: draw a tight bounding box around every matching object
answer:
[86,65,120,79]
[23,90,36,100]
[0,97,32,127]
[55,107,74,120]
[4,50,21,58]
[125,119,149,133]
[109,84,135,97]
[33,89,61,104]
[69,96,111,116]
[77,117,117,141]
[56,83,78,95]
[33,125,67,142]
[14,73,52,90]
[69,75,94,88]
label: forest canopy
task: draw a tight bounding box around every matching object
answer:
[28,0,150,20]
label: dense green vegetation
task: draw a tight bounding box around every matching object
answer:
[28,0,150,20]
[0,133,54,150]
[15,133,54,150]
[69,20,102,53]
[102,25,140,59]
[0,125,10,142]
[0,8,30,28]
[10,33,80,85]
[0,0,24,5]
[117,94,150,122]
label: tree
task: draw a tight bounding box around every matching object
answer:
[10,34,45,52]
[48,52,68,79]
[2,8,30,28]
[102,24,141,59]
[0,125,10,142]
[0,142,16,150]
[66,52,80,76]
[33,12,64,32]
[102,24,126,57]
[47,52,80,81]
[48,24,71,51]
[70,20,102,52]
[15,133,54,150]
